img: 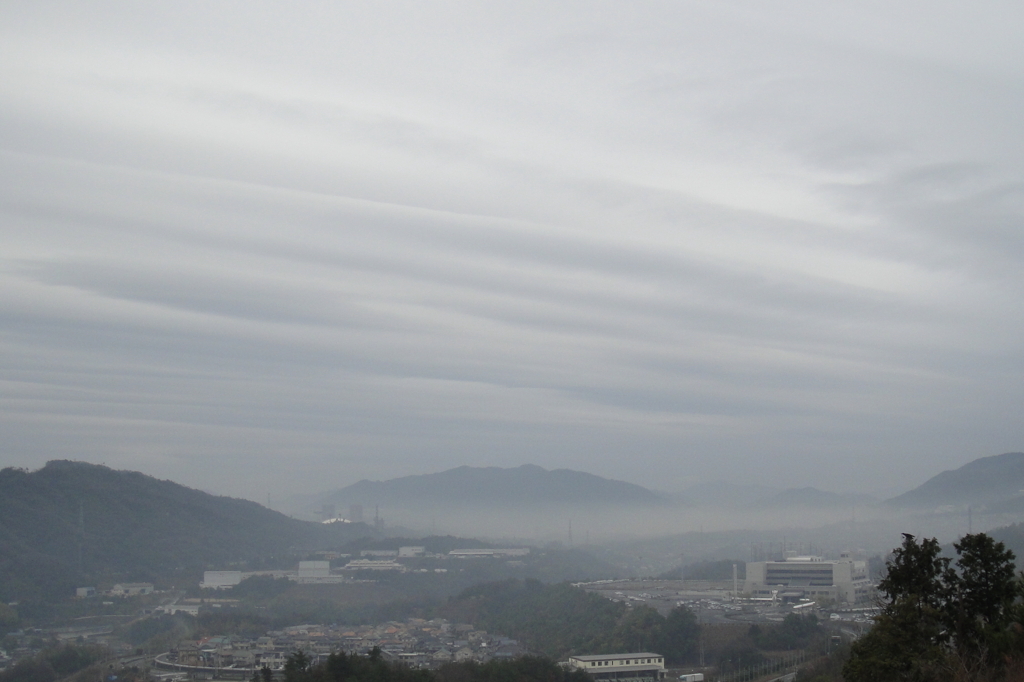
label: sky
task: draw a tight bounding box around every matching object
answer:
[2,2,1023,502]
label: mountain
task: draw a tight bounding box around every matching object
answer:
[0,460,374,605]
[321,464,663,510]
[887,452,1024,510]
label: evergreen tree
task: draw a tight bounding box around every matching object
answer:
[844,532,1023,682]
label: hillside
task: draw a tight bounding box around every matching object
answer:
[323,464,663,510]
[886,452,1024,509]
[0,461,373,604]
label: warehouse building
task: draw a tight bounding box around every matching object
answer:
[744,553,871,603]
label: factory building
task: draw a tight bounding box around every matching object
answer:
[201,571,243,589]
[744,553,871,603]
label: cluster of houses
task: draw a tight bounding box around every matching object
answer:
[157,618,524,674]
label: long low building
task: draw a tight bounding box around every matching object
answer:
[566,653,667,682]
[448,548,530,558]
[744,553,872,603]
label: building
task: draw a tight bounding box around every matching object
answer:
[76,587,96,598]
[201,571,243,589]
[298,561,330,578]
[343,559,405,571]
[448,548,530,558]
[110,583,154,596]
[399,546,426,557]
[565,653,667,682]
[744,553,871,603]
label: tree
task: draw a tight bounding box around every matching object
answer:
[877,534,948,613]
[284,650,313,682]
[844,532,1023,682]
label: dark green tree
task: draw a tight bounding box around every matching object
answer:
[284,650,313,682]
[943,533,1020,673]
[655,606,699,662]
[877,534,948,613]
[845,532,1023,682]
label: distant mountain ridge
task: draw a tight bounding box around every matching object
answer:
[324,464,662,510]
[887,452,1024,509]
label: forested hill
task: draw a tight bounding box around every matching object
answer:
[0,461,373,604]
[886,452,1024,509]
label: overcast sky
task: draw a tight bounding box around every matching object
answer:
[2,2,1023,501]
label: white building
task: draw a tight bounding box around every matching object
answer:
[398,546,426,557]
[566,653,667,682]
[744,553,871,603]
[201,571,243,589]
[361,549,399,557]
[343,559,405,571]
[298,561,330,578]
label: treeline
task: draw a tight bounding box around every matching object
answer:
[716,614,824,676]
[269,649,590,682]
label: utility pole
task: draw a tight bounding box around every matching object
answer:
[698,601,704,668]
[78,502,84,573]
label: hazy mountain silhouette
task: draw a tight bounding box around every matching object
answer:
[324,464,663,510]
[887,452,1024,509]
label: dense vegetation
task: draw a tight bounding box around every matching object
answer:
[272,649,592,682]
[437,579,698,662]
[0,643,116,682]
[844,532,1024,682]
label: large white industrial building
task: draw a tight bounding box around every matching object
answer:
[201,571,243,589]
[744,553,871,603]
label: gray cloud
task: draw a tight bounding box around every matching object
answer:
[1,2,1023,502]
